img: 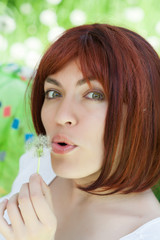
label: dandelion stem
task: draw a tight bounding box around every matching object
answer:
[37,156,41,173]
[25,135,51,174]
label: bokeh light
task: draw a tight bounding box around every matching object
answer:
[155,21,160,35]
[24,37,42,51]
[124,7,144,22]
[46,0,62,5]
[0,0,159,68]
[0,15,16,33]
[10,43,26,60]
[0,35,8,51]
[39,9,57,27]
[70,9,86,25]
[47,26,65,42]
[20,3,33,15]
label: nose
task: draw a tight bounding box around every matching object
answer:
[55,97,78,127]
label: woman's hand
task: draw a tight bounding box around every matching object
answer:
[0,174,57,240]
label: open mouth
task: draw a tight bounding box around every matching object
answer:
[52,142,77,154]
[51,135,77,154]
[58,142,68,146]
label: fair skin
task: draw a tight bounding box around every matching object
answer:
[0,60,160,240]
[41,59,108,185]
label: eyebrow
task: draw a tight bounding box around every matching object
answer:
[45,77,97,87]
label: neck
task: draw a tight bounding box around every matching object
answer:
[64,178,153,210]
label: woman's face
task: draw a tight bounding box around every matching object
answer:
[41,60,108,184]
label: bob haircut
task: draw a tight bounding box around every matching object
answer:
[31,23,160,195]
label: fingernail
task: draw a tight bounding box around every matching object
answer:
[32,173,39,177]
[31,173,42,179]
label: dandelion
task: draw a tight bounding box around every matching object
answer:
[25,135,51,173]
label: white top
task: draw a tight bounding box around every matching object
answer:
[0,151,160,240]
[120,217,160,240]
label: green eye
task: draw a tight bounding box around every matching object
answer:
[45,90,61,99]
[86,91,105,101]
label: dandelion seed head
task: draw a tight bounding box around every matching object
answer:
[25,134,51,157]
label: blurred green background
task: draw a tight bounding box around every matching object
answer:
[0,0,160,199]
[0,0,160,67]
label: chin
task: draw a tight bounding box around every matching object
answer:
[50,152,101,181]
[52,166,88,179]
[52,164,100,187]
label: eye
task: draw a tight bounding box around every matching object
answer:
[44,90,61,99]
[85,91,105,101]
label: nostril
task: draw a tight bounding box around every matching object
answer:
[66,121,72,125]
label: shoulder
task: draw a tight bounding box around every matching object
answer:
[119,190,160,240]
[120,217,160,240]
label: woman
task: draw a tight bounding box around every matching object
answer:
[0,23,160,240]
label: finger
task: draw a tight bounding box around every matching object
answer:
[0,199,13,239]
[29,174,57,227]
[40,176,54,211]
[18,183,40,228]
[7,194,25,233]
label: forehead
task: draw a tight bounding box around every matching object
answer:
[44,76,103,88]
[43,59,106,94]
[44,60,103,88]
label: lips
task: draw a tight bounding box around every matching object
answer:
[52,135,77,154]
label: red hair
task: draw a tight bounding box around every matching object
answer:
[31,23,160,194]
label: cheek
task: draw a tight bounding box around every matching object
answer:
[41,103,58,136]
[41,103,49,130]
[82,111,106,148]
[41,105,45,125]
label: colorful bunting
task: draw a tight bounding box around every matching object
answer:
[11,118,20,129]
[20,75,27,81]
[0,63,34,197]
[3,106,11,117]
[25,133,34,142]
[0,151,6,162]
